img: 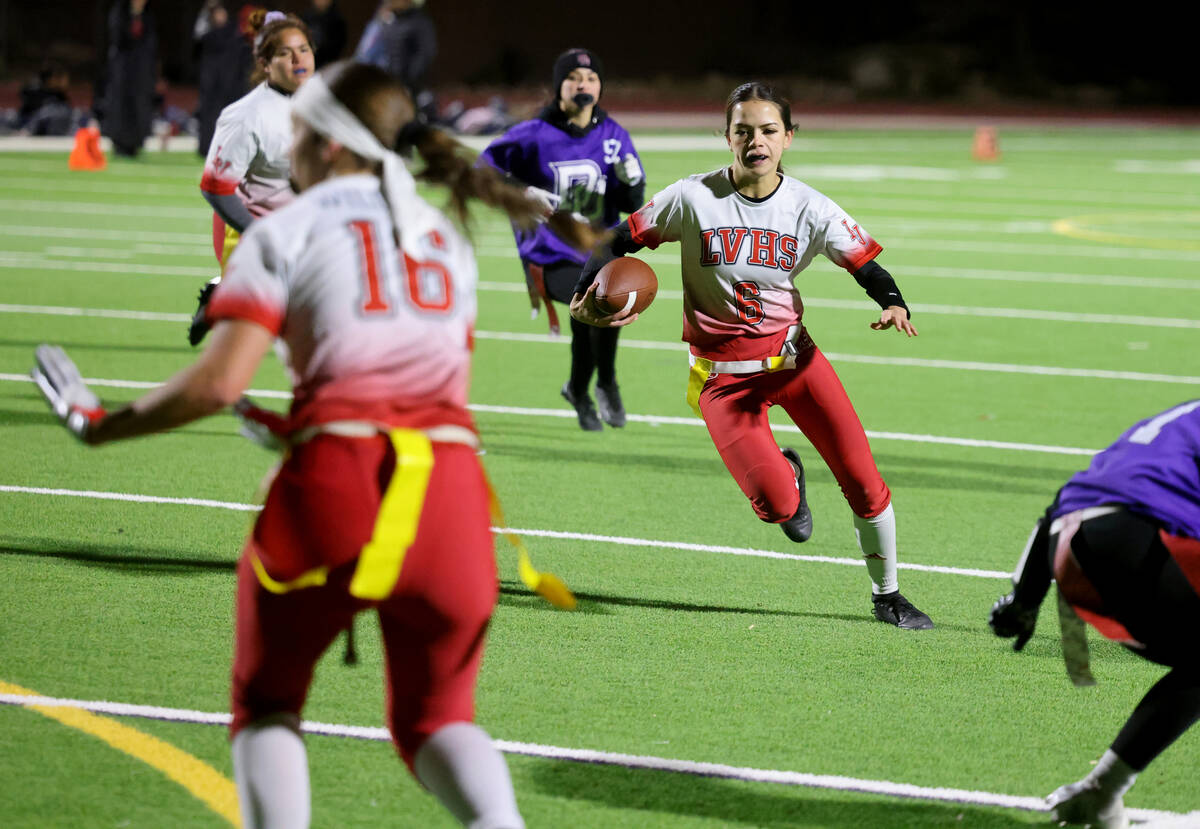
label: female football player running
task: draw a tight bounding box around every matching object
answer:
[480,48,645,430]
[190,9,315,345]
[32,60,575,829]
[571,81,932,629]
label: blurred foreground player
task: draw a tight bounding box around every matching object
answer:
[571,81,930,629]
[30,60,568,828]
[990,400,1200,828]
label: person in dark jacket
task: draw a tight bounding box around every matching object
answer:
[193,1,251,157]
[103,0,157,157]
[301,0,347,68]
[19,63,74,136]
[354,0,436,118]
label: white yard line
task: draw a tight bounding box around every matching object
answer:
[0,692,1186,823]
[0,198,209,219]
[892,265,1200,291]
[5,290,1200,333]
[0,225,210,244]
[0,483,1006,579]
[0,370,1107,453]
[0,177,194,195]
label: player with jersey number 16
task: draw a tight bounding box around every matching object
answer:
[29,60,601,829]
[572,81,932,630]
[480,47,645,432]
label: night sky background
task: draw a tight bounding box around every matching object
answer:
[1,0,1194,111]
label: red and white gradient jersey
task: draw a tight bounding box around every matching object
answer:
[629,168,882,358]
[200,83,296,219]
[207,173,479,433]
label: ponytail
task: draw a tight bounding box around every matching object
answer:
[410,126,607,253]
[318,60,607,254]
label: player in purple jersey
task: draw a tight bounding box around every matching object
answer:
[479,48,645,431]
[989,400,1200,828]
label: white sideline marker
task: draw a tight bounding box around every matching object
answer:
[0,692,1185,823]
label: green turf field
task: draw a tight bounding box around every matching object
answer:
[1,126,1199,828]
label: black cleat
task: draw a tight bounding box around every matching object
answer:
[188,276,221,346]
[594,382,626,428]
[561,382,602,431]
[872,591,934,630]
[779,447,813,542]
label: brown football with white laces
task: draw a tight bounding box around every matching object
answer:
[593,257,657,316]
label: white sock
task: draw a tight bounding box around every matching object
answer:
[414,722,524,829]
[853,502,898,595]
[1088,749,1138,799]
[232,722,311,829]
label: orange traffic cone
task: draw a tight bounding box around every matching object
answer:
[971,126,1000,161]
[68,124,107,171]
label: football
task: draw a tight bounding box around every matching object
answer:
[593,257,658,316]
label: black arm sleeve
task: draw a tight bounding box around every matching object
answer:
[1010,497,1060,610]
[574,220,645,296]
[615,180,646,215]
[202,190,255,234]
[853,260,909,315]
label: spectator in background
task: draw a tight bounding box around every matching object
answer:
[103,0,157,157]
[354,0,437,120]
[194,0,251,157]
[301,0,347,68]
[18,63,74,136]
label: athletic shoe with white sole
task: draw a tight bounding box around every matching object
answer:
[872,591,934,630]
[779,447,813,542]
[187,276,221,346]
[1047,779,1129,829]
[595,382,626,428]
[561,382,602,431]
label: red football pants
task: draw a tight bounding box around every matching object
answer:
[699,346,890,522]
[230,436,497,769]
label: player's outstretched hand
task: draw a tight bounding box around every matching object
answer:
[614,153,644,187]
[871,305,918,336]
[524,185,561,217]
[233,396,289,452]
[31,344,106,444]
[569,282,639,328]
[988,592,1038,651]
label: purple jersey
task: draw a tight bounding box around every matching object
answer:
[1054,400,1200,538]
[480,107,642,266]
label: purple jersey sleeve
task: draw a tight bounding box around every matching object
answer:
[1054,400,1200,538]
[480,117,640,267]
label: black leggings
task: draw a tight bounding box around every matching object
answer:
[525,260,621,395]
[1068,511,1200,769]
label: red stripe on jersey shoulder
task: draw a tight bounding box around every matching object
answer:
[206,292,284,335]
[628,205,663,250]
[842,238,883,273]
[200,169,239,196]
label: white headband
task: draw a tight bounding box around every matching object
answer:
[291,73,435,241]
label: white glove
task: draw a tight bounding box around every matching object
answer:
[233,396,289,452]
[31,344,105,442]
[524,185,561,215]
[614,153,643,187]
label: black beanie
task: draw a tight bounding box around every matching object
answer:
[552,48,605,101]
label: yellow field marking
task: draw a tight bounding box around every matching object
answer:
[1051,212,1200,251]
[0,680,240,827]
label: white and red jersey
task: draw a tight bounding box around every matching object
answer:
[207,173,478,433]
[200,82,296,219]
[629,168,882,360]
